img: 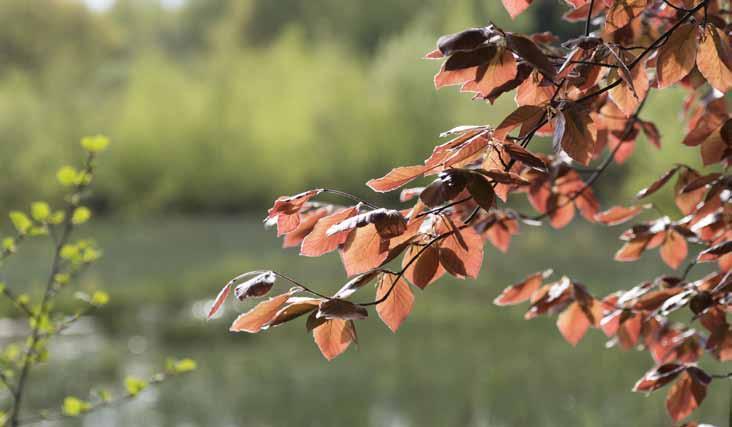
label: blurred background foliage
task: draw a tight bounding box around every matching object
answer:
[0,1,723,426]
[0,0,700,214]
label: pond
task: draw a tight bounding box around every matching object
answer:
[2,217,726,426]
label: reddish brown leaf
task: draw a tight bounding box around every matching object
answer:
[437,28,490,56]
[505,33,555,79]
[594,205,644,226]
[339,224,389,277]
[660,229,688,270]
[606,0,649,31]
[547,193,575,229]
[229,292,293,333]
[675,168,705,215]
[485,215,519,253]
[502,142,546,170]
[438,218,484,279]
[640,120,661,149]
[402,244,444,289]
[666,368,711,421]
[466,174,496,212]
[300,207,358,257]
[698,241,732,263]
[266,189,323,236]
[312,318,357,361]
[657,24,699,89]
[633,363,685,393]
[494,270,550,306]
[557,301,592,346]
[615,235,652,262]
[553,106,596,165]
[609,53,649,117]
[376,273,415,332]
[328,208,407,239]
[501,0,533,18]
[697,25,732,93]
[208,283,231,319]
[266,297,321,328]
[494,105,545,141]
[367,165,428,193]
[283,208,329,248]
[317,299,368,320]
[635,166,680,199]
[233,271,277,301]
[475,48,518,97]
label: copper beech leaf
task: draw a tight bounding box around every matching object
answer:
[328,208,407,240]
[300,207,359,257]
[367,165,428,193]
[339,224,389,277]
[283,208,329,248]
[375,273,415,332]
[657,24,698,89]
[474,48,518,97]
[494,270,551,306]
[402,243,444,289]
[501,0,533,19]
[553,105,596,165]
[266,297,320,328]
[660,229,688,270]
[493,105,545,141]
[609,53,649,117]
[502,142,546,170]
[208,283,231,319]
[666,368,711,421]
[635,166,680,199]
[233,271,277,301]
[436,28,490,56]
[556,301,592,346]
[696,25,732,93]
[229,291,294,333]
[697,241,732,263]
[316,299,368,320]
[605,0,648,31]
[505,33,555,79]
[265,189,322,236]
[633,363,685,393]
[466,173,496,212]
[437,217,484,279]
[312,318,357,361]
[594,205,645,226]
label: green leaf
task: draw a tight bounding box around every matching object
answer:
[16,294,29,306]
[125,377,147,396]
[9,212,32,234]
[60,245,79,260]
[49,211,65,225]
[2,238,15,252]
[30,202,51,222]
[62,396,90,416]
[91,291,110,306]
[72,207,92,225]
[57,166,79,186]
[81,135,110,153]
[170,358,197,374]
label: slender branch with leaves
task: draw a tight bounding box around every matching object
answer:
[0,137,196,427]
[209,0,732,423]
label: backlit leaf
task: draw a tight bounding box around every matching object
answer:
[376,273,415,332]
[312,318,356,361]
[657,24,698,89]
